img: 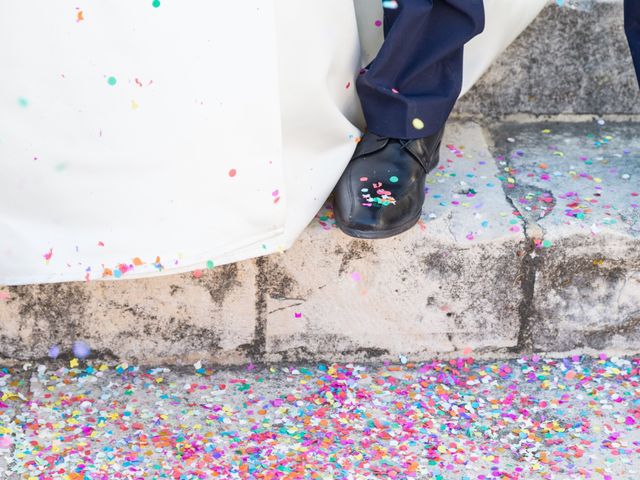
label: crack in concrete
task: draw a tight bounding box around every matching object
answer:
[268,302,304,315]
[485,125,544,354]
[444,212,458,243]
[501,189,540,353]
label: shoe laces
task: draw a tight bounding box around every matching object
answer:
[375,136,413,150]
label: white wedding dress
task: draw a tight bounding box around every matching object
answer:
[0,0,545,285]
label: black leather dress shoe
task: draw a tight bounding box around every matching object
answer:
[334,128,444,239]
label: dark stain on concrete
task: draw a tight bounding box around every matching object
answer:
[528,243,640,351]
[511,244,542,353]
[239,255,305,362]
[338,240,375,276]
[197,263,241,307]
[544,252,629,292]
[268,332,389,363]
[7,283,90,355]
[169,284,183,296]
[271,343,389,363]
[241,255,300,361]
[239,256,269,361]
[260,257,298,300]
[583,313,640,350]
[156,318,222,353]
[418,241,523,338]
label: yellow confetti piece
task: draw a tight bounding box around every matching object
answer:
[70,358,79,368]
[412,118,425,130]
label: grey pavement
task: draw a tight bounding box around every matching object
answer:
[1,356,640,478]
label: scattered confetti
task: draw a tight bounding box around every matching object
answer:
[360,180,397,207]
[1,356,640,478]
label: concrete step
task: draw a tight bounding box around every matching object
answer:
[457,0,640,118]
[1,119,638,365]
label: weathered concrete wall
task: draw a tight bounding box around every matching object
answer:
[1,121,638,365]
[491,119,640,354]
[0,263,258,365]
[531,234,640,352]
[457,0,640,117]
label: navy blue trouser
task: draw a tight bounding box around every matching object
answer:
[358,0,640,140]
[356,0,485,139]
[625,0,640,87]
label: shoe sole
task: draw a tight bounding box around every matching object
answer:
[334,210,421,240]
